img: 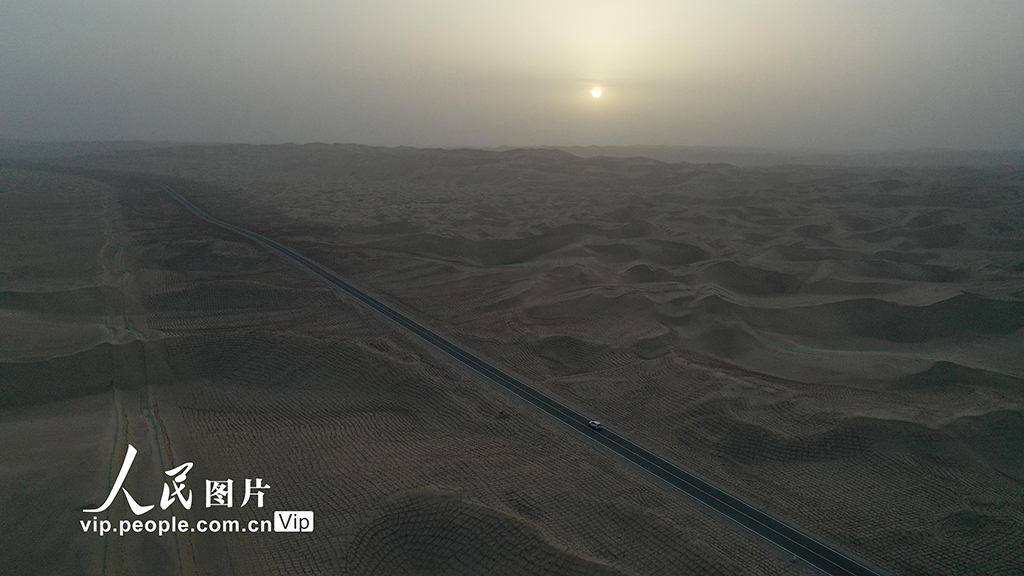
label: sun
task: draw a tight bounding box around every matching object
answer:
[591,88,602,98]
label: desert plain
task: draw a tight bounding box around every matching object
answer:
[1,143,1022,575]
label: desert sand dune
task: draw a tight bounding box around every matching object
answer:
[3,142,1023,575]
[1,163,801,575]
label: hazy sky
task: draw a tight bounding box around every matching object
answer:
[2,1,1022,149]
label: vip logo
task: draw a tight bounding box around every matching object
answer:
[274,511,314,532]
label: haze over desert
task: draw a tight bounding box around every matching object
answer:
[3,1,1024,575]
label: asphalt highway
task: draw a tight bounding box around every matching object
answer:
[162,185,884,576]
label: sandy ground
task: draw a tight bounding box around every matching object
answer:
[2,143,1023,575]
[0,161,806,575]
[53,143,1024,575]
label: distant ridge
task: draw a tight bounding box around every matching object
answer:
[487,145,1024,168]
[0,139,188,160]
[5,139,1022,168]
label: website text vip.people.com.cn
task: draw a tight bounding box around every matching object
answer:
[81,511,314,537]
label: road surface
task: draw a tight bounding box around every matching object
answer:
[161,185,884,576]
